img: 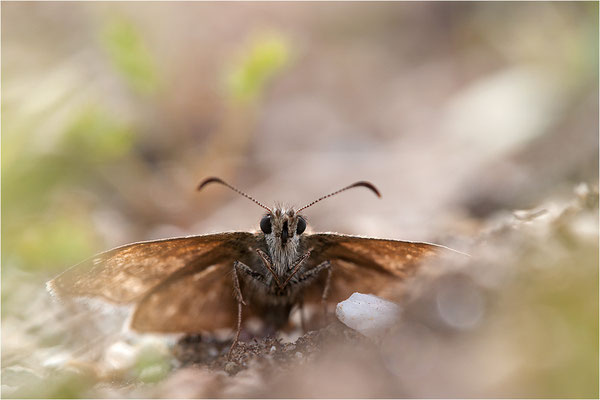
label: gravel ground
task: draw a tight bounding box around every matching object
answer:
[5,183,594,398]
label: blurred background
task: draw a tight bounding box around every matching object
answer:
[2,2,598,398]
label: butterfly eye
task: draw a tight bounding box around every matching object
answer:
[260,215,272,234]
[296,216,306,235]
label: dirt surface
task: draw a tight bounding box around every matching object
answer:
[158,321,384,398]
[2,185,597,398]
[174,321,368,373]
[157,185,599,398]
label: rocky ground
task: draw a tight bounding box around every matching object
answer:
[3,183,597,398]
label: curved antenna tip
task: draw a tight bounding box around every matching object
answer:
[197,177,225,191]
[297,180,381,212]
[352,181,381,198]
[196,176,271,212]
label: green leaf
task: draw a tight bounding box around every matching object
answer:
[226,32,291,103]
[101,15,160,95]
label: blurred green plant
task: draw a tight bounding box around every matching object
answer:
[2,102,135,273]
[100,15,160,95]
[195,30,292,179]
[2,15,144,274]
[10,216,98,275]
[226,31,291,103]
[3,366,96,399]
[62,106,135,162]
[133,343,171,383]
[494,213,599,398]
[520,242,598,397]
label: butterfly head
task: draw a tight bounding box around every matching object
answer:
[197,177,381,249]
[259,208,307,249]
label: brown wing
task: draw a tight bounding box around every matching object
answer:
[47,232,257,304]
[302,233,458,304]
[130,261,238,332]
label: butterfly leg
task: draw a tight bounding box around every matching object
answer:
[232,261,248,307]
[294,260,332,320]
[295,260,331,283]
[255,248,283,289]
[229,261,249,359]
[280,250,312,289]
[321,267,333,316]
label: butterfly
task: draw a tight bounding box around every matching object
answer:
[47,177,459,356]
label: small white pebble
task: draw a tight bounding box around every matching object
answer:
[138,336,169,355]
[42,352,70,369]
[574,182,590,198]
[269,346,277,353]
[335,292,401,339]
[224,362,238,375]
[103,341,137,371]
[1,385,17,396]
[208,347,218,357]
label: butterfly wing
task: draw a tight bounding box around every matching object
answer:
[47,232,257,304]
[301,233,455,304]
[130,261,240,332]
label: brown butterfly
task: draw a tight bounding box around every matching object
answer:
[48,177,458,356]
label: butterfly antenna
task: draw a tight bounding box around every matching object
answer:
[297,181,381,212]
[198,177,272,212]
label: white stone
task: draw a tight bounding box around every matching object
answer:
[42,352,70,369]
[335,293,401,339]
[103,341,137,371]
